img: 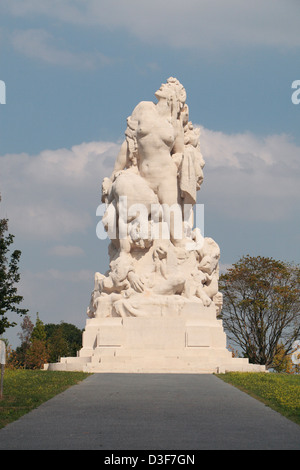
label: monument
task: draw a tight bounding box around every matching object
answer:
[47,78,265,373]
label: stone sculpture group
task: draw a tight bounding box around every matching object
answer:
[46,78,265,373]
[88,77,223,320]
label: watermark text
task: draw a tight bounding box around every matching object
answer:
[291,80,300,105]
[96,199,205,249]
[0,80,6,104]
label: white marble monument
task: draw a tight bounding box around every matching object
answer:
[47,78,265,373]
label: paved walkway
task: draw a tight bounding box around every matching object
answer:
[0,374,299,450]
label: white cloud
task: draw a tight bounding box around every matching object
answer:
[198,127,300,221]
[3,0,300,51]
[11,28,113,68]
[0,140,120,240]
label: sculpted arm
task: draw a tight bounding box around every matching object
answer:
[111,140,129,179]
[110,101,148,180]
[171,112,185,168]
[172,121,185,154]
[102,140,128,202]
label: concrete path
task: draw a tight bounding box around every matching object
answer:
[0,374,299,450]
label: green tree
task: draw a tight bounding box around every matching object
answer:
[25,313,48,369]
[25,339,49,369]
[219,255,300,369]
[0,196,28,334]
[8,317,83,368]
[45,322,82,362]
[47,327,69,363]
[31,313,47,342]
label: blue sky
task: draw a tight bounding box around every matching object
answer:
[0,0,299,347]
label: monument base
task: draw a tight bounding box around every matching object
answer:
[45,303,266,373]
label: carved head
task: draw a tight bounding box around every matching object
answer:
[198,238,220,274]
[155,77,186,113]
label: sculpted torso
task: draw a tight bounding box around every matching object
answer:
[132,101,178,195]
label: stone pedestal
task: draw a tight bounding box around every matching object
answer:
[46,303,265,373]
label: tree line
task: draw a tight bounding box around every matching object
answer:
[7,314,82,369]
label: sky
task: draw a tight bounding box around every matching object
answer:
[0,0,299,348]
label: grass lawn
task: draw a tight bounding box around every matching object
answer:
[0,369,91,429]
[217,372,300,425]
